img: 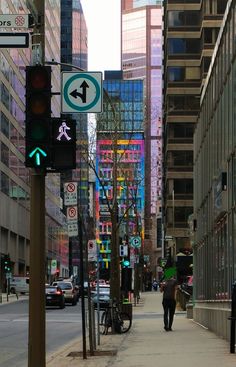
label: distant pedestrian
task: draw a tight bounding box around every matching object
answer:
[160,276,178,331]
[152,279,158,291]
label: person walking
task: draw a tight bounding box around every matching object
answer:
[160,276,178,331]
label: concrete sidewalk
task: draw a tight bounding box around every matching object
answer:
[0,292,28,305]
[47,292,236,367]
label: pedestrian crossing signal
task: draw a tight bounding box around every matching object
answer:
[51,118,76,170]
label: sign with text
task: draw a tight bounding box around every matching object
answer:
[0,14,29,28]
[67,206,78,222]
[64,182,78,206]
[68,221,78,237]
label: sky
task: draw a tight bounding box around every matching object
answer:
[80,0,121,74]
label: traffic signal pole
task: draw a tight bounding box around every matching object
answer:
[28,171,46,367]
[28,1,46,367]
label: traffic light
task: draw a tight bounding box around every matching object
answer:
[25,65,52,168]
[121,268,132,291]
[51,118,76,170]
[121,258,130,268]
[3,254,11,273]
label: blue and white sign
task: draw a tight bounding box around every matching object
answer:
[62,71,103,113]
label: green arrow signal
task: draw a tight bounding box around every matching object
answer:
[29,147,47,166]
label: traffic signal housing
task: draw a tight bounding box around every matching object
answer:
[3,254,11,273]
[25,65,52,168]
[51,118,76,170]
[121,258,130,268]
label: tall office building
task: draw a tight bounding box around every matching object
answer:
[121,0,163,277]
[163,0,226,270]
[0,1,68,288]
[194,0,235,340]
[96,71,144,279]
[61,0,89,277]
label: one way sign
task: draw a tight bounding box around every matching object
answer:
[61,71,103,113]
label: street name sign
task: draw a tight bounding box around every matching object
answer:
[64,182,78,206]
[0,14,29,28]
[61,71,103,113]
[0,32,29,48]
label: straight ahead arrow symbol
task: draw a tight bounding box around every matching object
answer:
[70,80,89,103]
[29,147,47,166]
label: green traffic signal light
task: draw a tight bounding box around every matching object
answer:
[29,147,47,166]
[122,259,130,267]
[3,255,11,273]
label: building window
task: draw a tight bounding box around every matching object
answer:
[1,143,9,166]
[0,112,9,138]
[0,171,9,196]
[168,39,200,54]
[168,11,200,27]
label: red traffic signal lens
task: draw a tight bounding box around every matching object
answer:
[29,67,50,89]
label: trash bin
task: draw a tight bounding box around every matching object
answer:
[121,302,133,320]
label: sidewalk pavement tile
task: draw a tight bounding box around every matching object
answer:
[46,292,236,367]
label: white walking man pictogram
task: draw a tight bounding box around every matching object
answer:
[57,122,71,141]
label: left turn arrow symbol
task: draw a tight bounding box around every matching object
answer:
[70,80,89,103]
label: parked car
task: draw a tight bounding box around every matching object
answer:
[90,279,107,288]
[91,285,110,309]
[45,285,65,309]
[10,276,29,294]
[52,281,79,305]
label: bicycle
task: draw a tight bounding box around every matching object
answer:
[100,300,132,335]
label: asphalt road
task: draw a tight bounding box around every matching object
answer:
[0,298,83,367]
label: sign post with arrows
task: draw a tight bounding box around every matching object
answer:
[61,72,103,113]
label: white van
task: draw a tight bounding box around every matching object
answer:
[10,277,29,294]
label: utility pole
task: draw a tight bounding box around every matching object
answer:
[28,2,46,367]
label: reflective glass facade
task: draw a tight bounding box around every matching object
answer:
[61,0,88,274]
[0,1,68,285]
[96,75,144,276]
[193,0,235,339]
[122,1,163,277]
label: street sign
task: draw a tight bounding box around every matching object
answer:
[88,240,97,262]
[64,182,78,206]
[61,72,103,113]
[0,14,29,28]
[68,221,78,237]
[130,236,141,248]
[67,206,78,222]
[0,33,29,48]
[119,244,128,257]
[51,259,57,275]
